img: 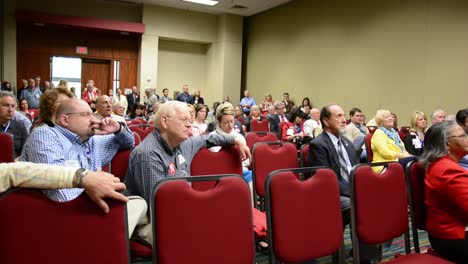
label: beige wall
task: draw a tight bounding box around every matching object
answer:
[157,39,208,97]
[246,0,468,126]
[2,0,17,92]
[141,5,243,106]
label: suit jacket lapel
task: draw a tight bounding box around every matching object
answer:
[322,132,340,165]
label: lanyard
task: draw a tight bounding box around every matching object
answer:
[2,121,10,132]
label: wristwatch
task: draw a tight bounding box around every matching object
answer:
[75,168,89,188]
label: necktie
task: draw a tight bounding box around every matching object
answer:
[337,139,349,182]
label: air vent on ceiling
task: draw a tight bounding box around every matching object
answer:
[231,4,248,9]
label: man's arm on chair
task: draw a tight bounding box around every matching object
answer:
[0,162,128,213]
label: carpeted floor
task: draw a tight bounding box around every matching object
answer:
[255,227,431,264]
[136,227,430,264]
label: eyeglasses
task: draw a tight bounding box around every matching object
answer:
[65,112,93,118]
[166,116,191,125]
[448,133,468,140]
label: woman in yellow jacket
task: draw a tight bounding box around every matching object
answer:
[371,109,412,172]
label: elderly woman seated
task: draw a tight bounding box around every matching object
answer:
[370,109,411,172]
[420,121,468,263]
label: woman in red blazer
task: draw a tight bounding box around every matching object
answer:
[281,109,309,148]
[420,120,468,263]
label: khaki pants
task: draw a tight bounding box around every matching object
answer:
[126,196,153,245]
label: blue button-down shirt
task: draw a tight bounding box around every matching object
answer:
[19,87,42,109]
[20,125,134,201]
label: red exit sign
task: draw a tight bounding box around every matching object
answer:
[76,46,88,54]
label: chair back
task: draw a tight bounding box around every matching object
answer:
[350,162,408,263]
[245,132,278,150]
[151,175,255,264]
[366,126,378,134]
[109,148,133,181]
[191,146,243,191]
[250,119,270,132]
[364,133,373,162]
[265,167,342,263]
[0,188,129,264]
[406,160,426,253]
[129,124,154,140]
[252,142,298,202]
[300,143,310,167]
[400,126,410,134]
[398,130,407,141]
[0,132,14,162]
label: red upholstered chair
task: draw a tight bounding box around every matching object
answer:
[400,126,410,134]
[0,188,129,264]
[0,132,14,163]
[405,160,428,253]
[252,142,299,209]
[151,175,255,264]
[108,148,133,181]
[129,124,154,141]
[398,130,407,141]
[366,126,378,134]
[190,146,243,191]
[300,143,310,167]
[350,162,452,264]
[265,167,343,264]
[29,108,39,119]
[245,132,278,150]
[133,132,141,146]
[250,119,270,132]
[364,133,373,162]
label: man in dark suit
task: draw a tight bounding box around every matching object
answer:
[308,104,379,264]
[268,101,288,139]
[127,86,140,114]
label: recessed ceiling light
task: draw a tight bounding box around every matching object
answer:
[183,0,219,6]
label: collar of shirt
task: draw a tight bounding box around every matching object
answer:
[153,127,179,156]
[55,125,88,145]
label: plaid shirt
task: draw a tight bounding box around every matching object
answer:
[124,128,235,204]
[20,125,134,201]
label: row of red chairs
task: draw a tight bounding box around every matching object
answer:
[0,160,450,263]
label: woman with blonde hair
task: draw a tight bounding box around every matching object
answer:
[371,109,411,172]
[260,93,274,114]
[404,111,427,156]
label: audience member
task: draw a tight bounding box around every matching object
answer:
[159,88,172,102]
[94,95,126,123]
[193,90,204,105]
[455,108,468,169]
[127,86,140,114]
[371,109,411,172]
[126,102,146,121]
[209,102,253,187]
[404,111,427,156]
[265,104,276,120]
[191,104,209,136]
[1,81,12,92]
[391,112,399,131]
[247,105,265,131]
[269,101,287,139]
[207,101,220,123]
[17,79,28,99]
[175,84,194,104]
[12,110,32,134]
[19,78,42,109]
[223,95,231,103]
[113,102,126,118]
[282,92,295,113]
[18,99,33,121]
[308,104,380,263]
[240,90,256,115]
[0,162,128,214]
[124,100,250,205]
[69,87,77,98]
[36,87,74,127]
[303,107,321,138]
[43,80,53,91]
[300,97,311,112]
[260,93,274,114]
[81,80,99,111]
[302,105,311,117]
[57,79,68,89]
[420,121,468,263]
[0,91,28,157]
[112,88,128,113]
[281,109,307,147]
[144,88,159,114]
[20,98,134,201]
[234,104,249,131]
[431,109,446,126]
[342,107,369,160]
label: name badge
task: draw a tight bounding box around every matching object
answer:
[178,154,186,165]
[413,138,421,149]
[65,160,80,168]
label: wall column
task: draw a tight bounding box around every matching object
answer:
[139,34,159,95]
[3,0,17,94]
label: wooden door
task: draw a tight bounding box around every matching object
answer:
[82,59,111,96]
